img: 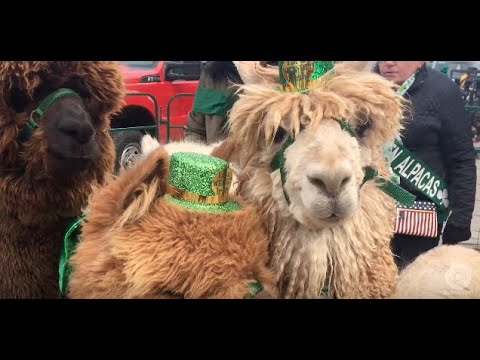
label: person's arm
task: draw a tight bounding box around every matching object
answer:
[184,109,207,143]
[439,84,477,244]
[184,68,211,143]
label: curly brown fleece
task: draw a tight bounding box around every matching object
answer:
[68,147,275,299]
[0,61,124,298]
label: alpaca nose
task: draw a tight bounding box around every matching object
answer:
[307,164,352,197]
[58,119,94,144]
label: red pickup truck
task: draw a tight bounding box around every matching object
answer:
[110,61,204,170]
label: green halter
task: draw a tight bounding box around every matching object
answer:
[17,88,82,142]
[270,119,416,207]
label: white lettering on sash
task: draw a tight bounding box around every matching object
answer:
[406,163,422,180]
[400,159,416,178]
[430,180,440,198]
[418,171,431,190]
[391,145,403,162]
[411,168,425,186]
[394,156,410,174]
[422,176,435,194]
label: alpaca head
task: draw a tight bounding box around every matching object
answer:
[229,61,407,229]
[0,61,125,185]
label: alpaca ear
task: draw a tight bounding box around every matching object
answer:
[119,145,170,211]
[210,138,239,163]
[233,61,279,86]
[141,134,161,159]
[133,145,169,192]
[82,61,125,125]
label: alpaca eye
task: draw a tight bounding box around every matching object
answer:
[273,127,286,143]
[356,121,371,138]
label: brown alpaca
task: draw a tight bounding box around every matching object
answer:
[67,145,275,299]
[0,61,124,298]
[222,61,408,298]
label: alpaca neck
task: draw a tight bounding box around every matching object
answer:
[0,172,90,226]
[247,169,395,298]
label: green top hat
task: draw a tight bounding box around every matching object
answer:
[165,152,240,213]
[278,61,334,93]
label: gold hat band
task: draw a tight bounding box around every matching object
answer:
[166,184,229,204]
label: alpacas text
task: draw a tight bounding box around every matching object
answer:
[391,143,441,198]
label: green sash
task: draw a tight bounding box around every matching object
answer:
[383,71,450,223]
[390,141,450,222]
[192,87,235,116]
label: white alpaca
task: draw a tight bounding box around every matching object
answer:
[396,245,480,299]
[225,61,406,299]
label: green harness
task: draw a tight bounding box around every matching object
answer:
[270,119,416,207]
[17,88,81,142]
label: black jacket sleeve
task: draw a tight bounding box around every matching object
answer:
[439,84,477,229]
[184,110,207,143]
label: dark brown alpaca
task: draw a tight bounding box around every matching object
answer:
[0,61,124,298]
[67,146,276,299]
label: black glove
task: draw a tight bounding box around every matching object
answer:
[442,224,471,245]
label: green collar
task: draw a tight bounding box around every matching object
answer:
[244,281,264,299]
[17,88,81,143]
[59,215,86,296]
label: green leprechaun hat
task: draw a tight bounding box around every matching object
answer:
[164,152,240,213]
[278,61,335,93]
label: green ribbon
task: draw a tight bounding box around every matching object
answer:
[244,281,264,299]
[270,136,294,204]
[192,86,235,116]
[58,215,86,296]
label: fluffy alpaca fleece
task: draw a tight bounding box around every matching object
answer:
[67,145,275,299]
[395,245,480,299]
[0,61,124,298]
[224,61,407,298]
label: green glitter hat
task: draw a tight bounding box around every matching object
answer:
[278,61,334,93]
[165,152,240,213]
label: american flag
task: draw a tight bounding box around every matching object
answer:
[394,201,438,238]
